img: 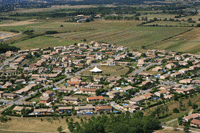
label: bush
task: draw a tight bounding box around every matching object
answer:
[45,31,58,34]
[173,108,180,113]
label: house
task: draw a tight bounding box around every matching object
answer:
[87,82,103,89]
[107,58,115,66]
[142,80,153,86]
[62,96,80,103]
[159,85,173,91]
[5,51,14,57]
[179,61,188,66]
[96,106,112,112]
[154,90,170,98]
[15,79,25,84]
[58,106,73,114]
[183,113,200,122]
[117,62,131,66]
[123,104,139,112]
[75,104,95,114]
[192,80,200,85]
[165,63,176,69]
[39,96,52,103]
[78,88,96,94]
[189,65,198,71]
[106,76,122,82]
[140,93,153,99]
[15,84,37,94]
[152,66,163,72]
[0,91,4,98]
[67,81,81,88]
[179,79,192,84]
[160,74,170,80]
[129,96,145,105]
[175,55,182,61]
[87,96,104,102]
[147,49,156,55]
[13,106,25,114]
[190,119,200,127]
[138,72,153,78]
[33,108,53,115]
[93,75,103,82]
[106,90,120,99]
[171,72,183,78]
[120,86,135,92]
[125,77,135,83]
[178,69,189,74]
[75,63,85,68]
[57,87,74,93]
[154,58,165,63]
[174,87,193,94]
[3,93,18,99]
[43,91,54,97]
[2,82,12,89]
[52,68,63,73]
[137,59,145,67]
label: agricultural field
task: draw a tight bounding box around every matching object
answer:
[10,36,77,49]
[151,28,200,54]
[0,13,200,54]
[144,21,197,27]
[140,13,176,20]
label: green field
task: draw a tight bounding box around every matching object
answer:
[1,19,200,54]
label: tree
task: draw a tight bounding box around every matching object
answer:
[173,108,180,113]
[184,124,190,132]
[173,123,178,131]
[57,126,62,133]
[188,100,192,106]
[160,93,164,100]
[174,93,178,101]
[192,103,198,109]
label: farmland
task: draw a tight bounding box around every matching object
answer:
[0,19,194,53]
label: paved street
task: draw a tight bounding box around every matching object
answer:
[0,63,102,111]
[0,54,21,70]
[132,63,161,76]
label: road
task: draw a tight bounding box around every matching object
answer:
[110,101,124,112]
[0,63,102,111]
[0,54,21,70]
[132,63,161,76]
[162,125,200,133]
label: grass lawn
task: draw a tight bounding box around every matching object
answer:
[143,70,162,75]
[81,65,129,76]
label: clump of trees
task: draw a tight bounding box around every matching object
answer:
[70,112,160,133]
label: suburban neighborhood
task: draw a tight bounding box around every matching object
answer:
[0,41,200,132]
